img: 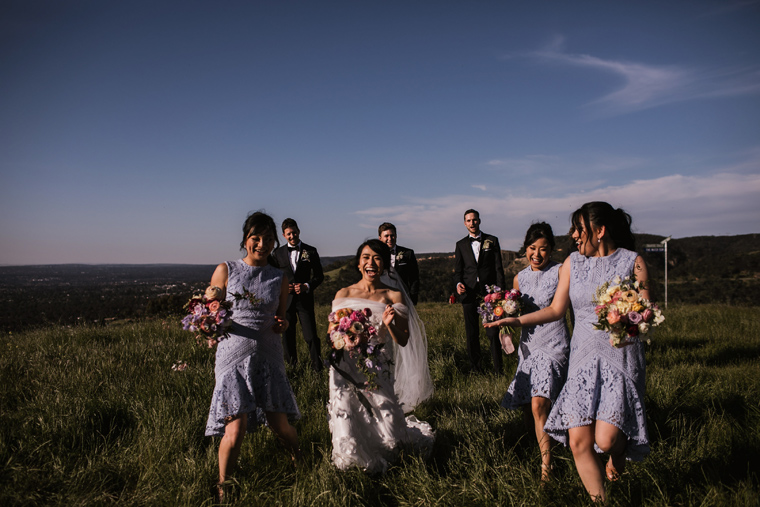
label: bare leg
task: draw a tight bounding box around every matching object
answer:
[530,397,553,481]
[265,411,301,460]
[568,424,605,502]
[218,414,247,484]
[595,420,627,481]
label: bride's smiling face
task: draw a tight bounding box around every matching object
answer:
[358,246,384,281]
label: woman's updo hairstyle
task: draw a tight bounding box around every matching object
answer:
[354,239,391,275]
[239,211,281,266]
[522,222,556,251]
[571,201,635,251]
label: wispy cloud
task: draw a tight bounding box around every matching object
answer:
[511,36,760,115]
[472,184,487,191]
[355,170,760,252]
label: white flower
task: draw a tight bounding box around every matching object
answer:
[638,322,650,334]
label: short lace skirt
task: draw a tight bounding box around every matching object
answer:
[205,352,301,436]
[544,356,649,461]
[501,349,567,409]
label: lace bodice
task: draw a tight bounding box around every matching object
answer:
[225,259,282,331]
[517,262,570,364]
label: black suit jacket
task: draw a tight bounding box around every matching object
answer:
[274,242,324,310]
[454,233,505,304]
[392,245,419,304]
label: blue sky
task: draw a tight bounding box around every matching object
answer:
[1,0,759,265]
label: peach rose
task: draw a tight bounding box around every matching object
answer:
[205,285,224,301]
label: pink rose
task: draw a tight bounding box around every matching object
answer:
[642,308,654,323]
[607,309,621,325]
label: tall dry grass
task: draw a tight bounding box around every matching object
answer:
[1,304,758,505]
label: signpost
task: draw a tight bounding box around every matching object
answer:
[645,236,672,308]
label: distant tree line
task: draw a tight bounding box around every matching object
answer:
[2,233,758,333]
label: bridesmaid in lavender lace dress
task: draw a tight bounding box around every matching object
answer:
[499,223,570,481]
[205,212,301,498]
[487,202,650,503]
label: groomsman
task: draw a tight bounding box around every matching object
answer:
[274,218,324,372]
[378,222,420,304]
[454,209,506,374]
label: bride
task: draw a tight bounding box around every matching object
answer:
[326,239,434,473]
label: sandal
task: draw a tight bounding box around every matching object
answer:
[605,456,624,481]
[540,463,552,482]
[214,482,225,503]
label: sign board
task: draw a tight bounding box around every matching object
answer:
[644,243,664,253]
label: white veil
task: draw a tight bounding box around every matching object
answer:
[381,269,434,413]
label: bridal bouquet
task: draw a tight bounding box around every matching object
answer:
[327,307,385,390]
[182,285,233,347]
[478,285,523,353]
[593,275,665,347]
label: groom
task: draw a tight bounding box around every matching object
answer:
[454,209,506,374]
[274,218,324,372]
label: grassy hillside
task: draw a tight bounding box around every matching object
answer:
[1,304,758,506]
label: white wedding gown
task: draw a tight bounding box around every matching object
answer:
[326,297,434,473]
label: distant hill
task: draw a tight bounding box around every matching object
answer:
[1,233,757,332]
[315,233,760,306]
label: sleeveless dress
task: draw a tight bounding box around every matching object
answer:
[205,260,301,436]
[326,298,434,473]
[544,249,650,461]
[501,261,570,409]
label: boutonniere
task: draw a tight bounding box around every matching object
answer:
[301,250,311,262]
[396,251,405,261]
[483,239,494,250]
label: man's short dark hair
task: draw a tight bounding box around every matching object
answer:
[281,218,299,232]
[378,222,396,236]
[464,209,479,219]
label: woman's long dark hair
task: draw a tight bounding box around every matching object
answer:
[240,211,280,267]
[570,202,635,251]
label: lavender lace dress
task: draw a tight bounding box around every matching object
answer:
[501,262,570,409]
[205,260,300,436]
[544,249,649,460]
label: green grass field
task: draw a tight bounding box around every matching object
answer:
[1,304,759,506]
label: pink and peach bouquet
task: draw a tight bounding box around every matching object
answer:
[478,285,523,325]
[327,307,385,390]
[593,275,664,347]
[478,285,523,353]
[182,285,233,347]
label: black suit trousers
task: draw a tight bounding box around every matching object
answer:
[462,301,502,374]
[283,298,323,371]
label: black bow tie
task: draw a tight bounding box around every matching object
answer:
[287,246,299,252]
[470,236,481,243]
